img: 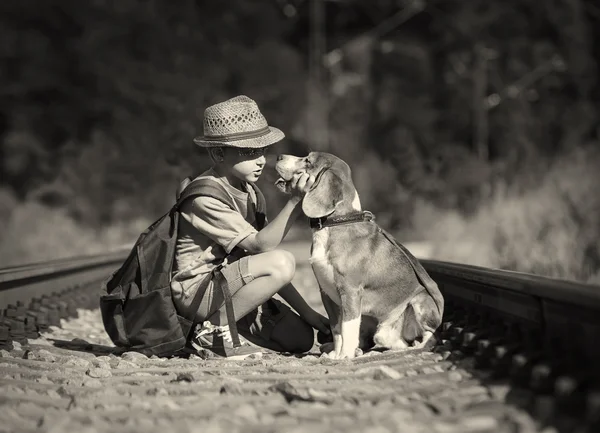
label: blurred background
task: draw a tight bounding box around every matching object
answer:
[0,0,598,284]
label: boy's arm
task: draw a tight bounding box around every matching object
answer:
[237,173,312,253]
[278,283,312,316]
[279,284,330,334]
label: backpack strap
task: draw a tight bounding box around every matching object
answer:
[175,178,236,210]
[178,177,267,230]
[247,183,267,230]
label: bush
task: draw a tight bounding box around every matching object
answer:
[414,145,600,284]
[0,201,149,266]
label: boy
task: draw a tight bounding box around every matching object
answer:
[171,95,330,359]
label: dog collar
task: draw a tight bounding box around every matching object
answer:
[309,210,375,230]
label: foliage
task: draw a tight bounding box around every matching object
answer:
[0,200,146,266]
[0,0,599,281]
[415,145,600,284]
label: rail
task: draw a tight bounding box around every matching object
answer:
[0,250,128,349]
[1,250,128,308]
[422,259,600,365]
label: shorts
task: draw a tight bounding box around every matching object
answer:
[196,256,291,342]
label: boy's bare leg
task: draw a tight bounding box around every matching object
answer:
[205,249,315,353]
[206,249,296,325]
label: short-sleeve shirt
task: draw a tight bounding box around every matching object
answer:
[170,168,264,318]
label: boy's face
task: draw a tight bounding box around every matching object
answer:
[222,147,268,183]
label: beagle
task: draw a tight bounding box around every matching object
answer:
[275,152,444,359]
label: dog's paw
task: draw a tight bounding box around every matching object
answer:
[330,347,359,360]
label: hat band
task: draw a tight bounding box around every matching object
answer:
[202,126,271,142]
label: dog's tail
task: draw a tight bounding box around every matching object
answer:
[378,228,445,319]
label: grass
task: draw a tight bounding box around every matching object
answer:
[0,201,149,267]
[412,146,600,285]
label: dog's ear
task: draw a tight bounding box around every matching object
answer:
[275,178,292,194]
[302,170,343,218]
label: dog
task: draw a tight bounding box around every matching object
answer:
[275,152,444,359]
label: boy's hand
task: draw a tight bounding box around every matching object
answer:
[289,173,315,199]
[301,308,330,335]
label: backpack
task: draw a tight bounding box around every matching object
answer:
[99,177,267,357]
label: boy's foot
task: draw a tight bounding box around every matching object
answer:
[188,321,263,360]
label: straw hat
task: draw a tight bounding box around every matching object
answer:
[193,95,285,148]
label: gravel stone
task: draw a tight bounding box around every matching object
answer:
[233,403,259,422]
[373,365,403,380]
[460,415,499,431]
[363,427,392,433]
[147,387,169,396]
[258,413,276,425]
[432,421,461,433]
[159,397,181,410]
[172,372,196,382]
[35,376,53,384]
[488,384,511,401]
[64,377,85,387]
[448,371,463,382]
[91,356,111,369]
[45,389,62,400]
[63,357,91,368]
[121,351,148,362]
[24,349,56,362]
[114,359,137,369]
[86,368,112,378]
[220,382,245,395]
[302,355,319,362]
[82,378,103,388]
[11,341,22,351]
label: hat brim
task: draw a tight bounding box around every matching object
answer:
[193,127,285,148]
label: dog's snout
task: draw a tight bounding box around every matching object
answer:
[275,154,304,180]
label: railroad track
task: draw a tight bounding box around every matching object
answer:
[0,242,599,433]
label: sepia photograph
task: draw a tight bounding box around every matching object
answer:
[1,0,599,432]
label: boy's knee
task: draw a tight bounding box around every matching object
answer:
[275,315,314,354]
[291,323,315,353]
[269,250,296,285]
